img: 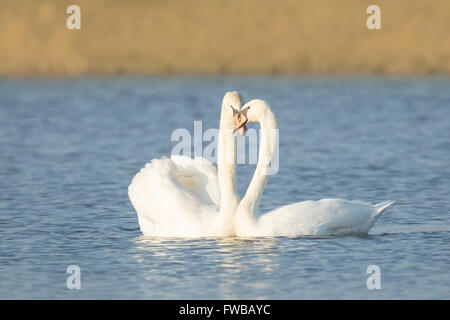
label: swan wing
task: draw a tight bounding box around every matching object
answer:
[170,155,221,206]
[128,156,220,236]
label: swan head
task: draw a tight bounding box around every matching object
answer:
[222,91,247,135]
[223,91,242,112]
[233,99,273,134]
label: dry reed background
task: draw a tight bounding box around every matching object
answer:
[0,0,449,76]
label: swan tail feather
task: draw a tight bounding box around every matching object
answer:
[375,200,396,215]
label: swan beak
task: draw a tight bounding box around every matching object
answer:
[233,113,248,135]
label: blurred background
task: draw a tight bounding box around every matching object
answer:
[1,0,449,76]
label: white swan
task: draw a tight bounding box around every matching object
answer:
[233,99,395,237]
[128,91,244,237]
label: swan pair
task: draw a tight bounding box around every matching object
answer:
[128,91,395,237]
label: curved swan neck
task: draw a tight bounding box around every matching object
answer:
[236,104,278,234]
[217,109,238,203]
[213,97,240,235]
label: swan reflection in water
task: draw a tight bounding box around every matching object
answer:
[131,236,298,299]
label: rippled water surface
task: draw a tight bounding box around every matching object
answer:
[0,76,449,299]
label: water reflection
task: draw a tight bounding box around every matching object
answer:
[131,236,323,298]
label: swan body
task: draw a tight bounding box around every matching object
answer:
[128,92,242,237]
[244,198,395,237]
[233,99,395,237]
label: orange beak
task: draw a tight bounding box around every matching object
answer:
[233,112,248,134]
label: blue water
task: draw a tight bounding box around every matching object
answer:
[0,76,449,299]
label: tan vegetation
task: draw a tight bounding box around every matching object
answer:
[0,0,449,75]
